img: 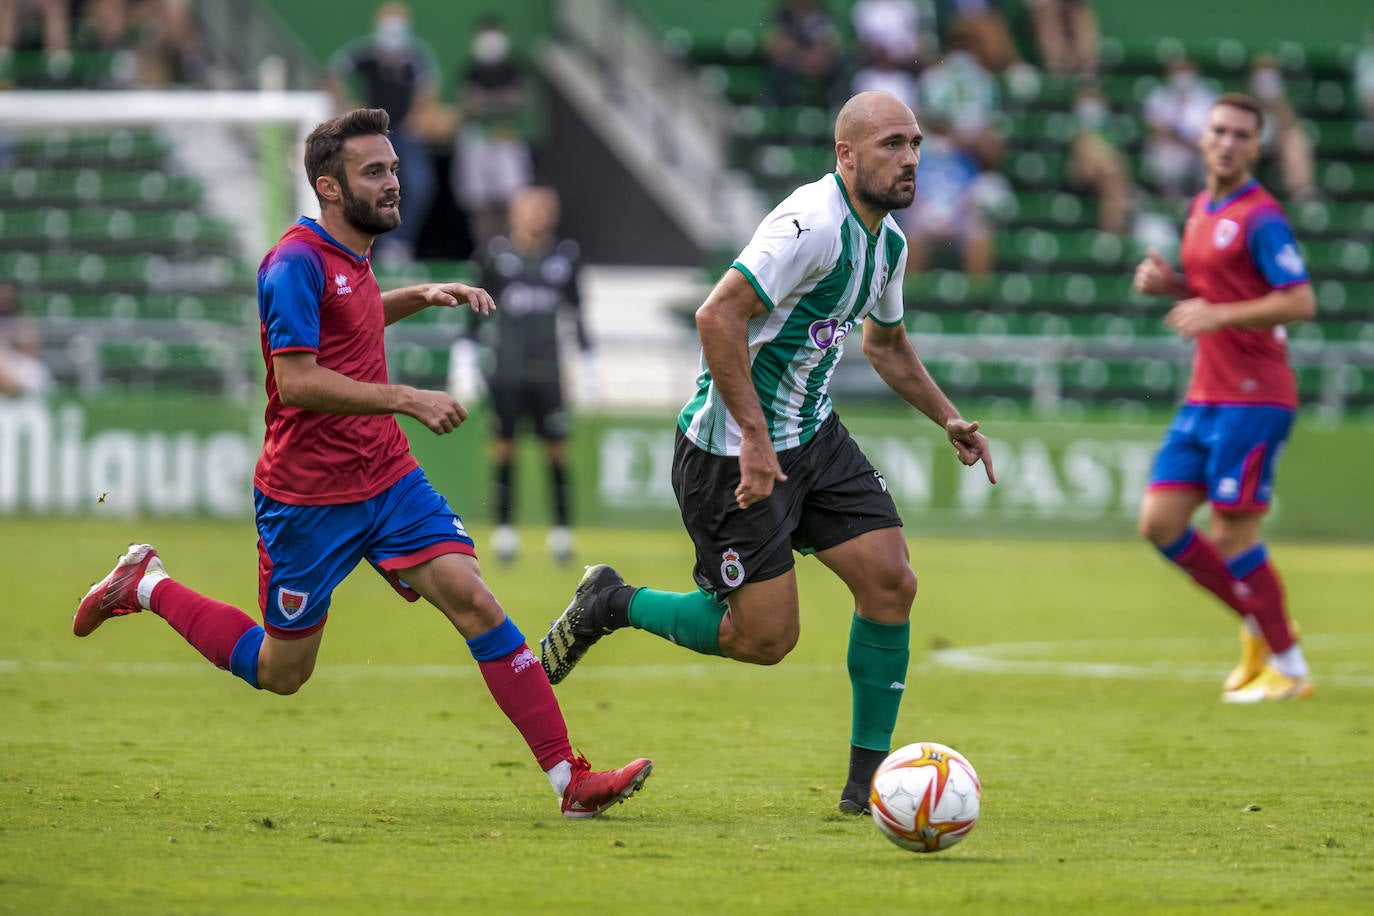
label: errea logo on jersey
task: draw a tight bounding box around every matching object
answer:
[808,318,853,349]
[1275,243,1305,276]
[333,273,353,295]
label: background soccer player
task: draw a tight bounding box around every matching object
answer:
[540,91,995,815]
[74,108,650,818]
[1133,92,1316,704]
[460,185,590,565]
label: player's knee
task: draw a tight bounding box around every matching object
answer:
[1137,513,1178,546]
[745,633,798,665]
[258,666,312,695]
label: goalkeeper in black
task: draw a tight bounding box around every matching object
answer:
[452,186,592,564]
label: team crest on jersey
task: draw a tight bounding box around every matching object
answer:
[333,273,353,295]
[1212,219,1240,249]
[720,548,745,588]
[809,318,852,349]
[277,587,310,621]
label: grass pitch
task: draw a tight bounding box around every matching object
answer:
[2,519,1372,915]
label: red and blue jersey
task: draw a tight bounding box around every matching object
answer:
[253,218,417,505]
[1178,180,1309,408]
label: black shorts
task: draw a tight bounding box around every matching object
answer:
[671,412,902,598]
[488,376,568,441]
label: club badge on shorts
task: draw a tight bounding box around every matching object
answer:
[720,548,745,588]
[278,587,310,621]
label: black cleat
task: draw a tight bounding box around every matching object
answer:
[838,779,871,815]
[540,564,629,685]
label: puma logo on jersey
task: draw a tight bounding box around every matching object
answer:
[792,219,811,238]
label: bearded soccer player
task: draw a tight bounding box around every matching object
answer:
[1133,93,1316,703]
[540,91,996,815]
[74,108,651,817]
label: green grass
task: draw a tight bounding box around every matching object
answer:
[2,520,1372,914]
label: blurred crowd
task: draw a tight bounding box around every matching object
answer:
[0,0,205,87]
[756,0,1354,280]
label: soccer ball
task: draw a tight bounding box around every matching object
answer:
[869,741,981,853]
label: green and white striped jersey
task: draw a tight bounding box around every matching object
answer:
[678,173,908,455]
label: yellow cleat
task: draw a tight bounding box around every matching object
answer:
[1221,665,1314,704]
[1222,626,1269,692]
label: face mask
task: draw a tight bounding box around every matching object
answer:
[374,16,411,51]
[1075,100,1107,128]
[472,29,511,64]
[1251,69,1283,101]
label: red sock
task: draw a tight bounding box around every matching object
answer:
[1236,559,1295,654]
[1159,528,1249,617]
[148,579,259,670]
[478,644,573,771]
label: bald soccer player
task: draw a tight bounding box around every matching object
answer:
[540,91,996,814]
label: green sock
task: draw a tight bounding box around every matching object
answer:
[627,587,726,656]
[847,614,910,751]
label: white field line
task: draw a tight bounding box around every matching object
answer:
[3,634,1373,687]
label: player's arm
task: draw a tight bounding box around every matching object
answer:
[381,282,495,325]
[696,269,787,509]
[274,352,465,435]
[862,320,995,483]
[1133,247,1190,299]
[1166,284,1315,337]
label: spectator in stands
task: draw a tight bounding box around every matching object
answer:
[851,0,936,71]
[936,0,1023,74]
[81,0,207,85]
[0,0,72,84]
[0,316,54,398]
[896,118,994,278]
[763,0,845,108]
[1067,81,1135,234]
[919,24,1005,168]
[1355,27,1374,128]
[328,2,442,264]
[1143,56,1215,198]
[1247,54,1317,202]
[1025,0,1098,76]
[452,17,534,250]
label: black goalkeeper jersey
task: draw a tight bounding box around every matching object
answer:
[472,236,587,384]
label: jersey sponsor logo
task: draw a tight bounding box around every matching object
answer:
[277,587,310,621]
[792,219,811,238]
[889,681,906,691]
[1274,243,1305,276]
[333,273,353,295]
[808,318,852,349]
[720,548,745,588]
[1217,477,1239,499]
[452,517,468,537]
[1212,219,1240,249]
[873,469,888,492]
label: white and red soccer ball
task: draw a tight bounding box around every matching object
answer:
[869,741,981,853]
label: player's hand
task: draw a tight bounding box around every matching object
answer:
[735,432,787,510]
[946,418,996,484]
[405,387,468,435]
[1133,247,1179,297]
[1165,297,1224,337]
[424,282,496,316]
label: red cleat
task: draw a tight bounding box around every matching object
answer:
[560,753,652,819]
[74,544,163,637]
